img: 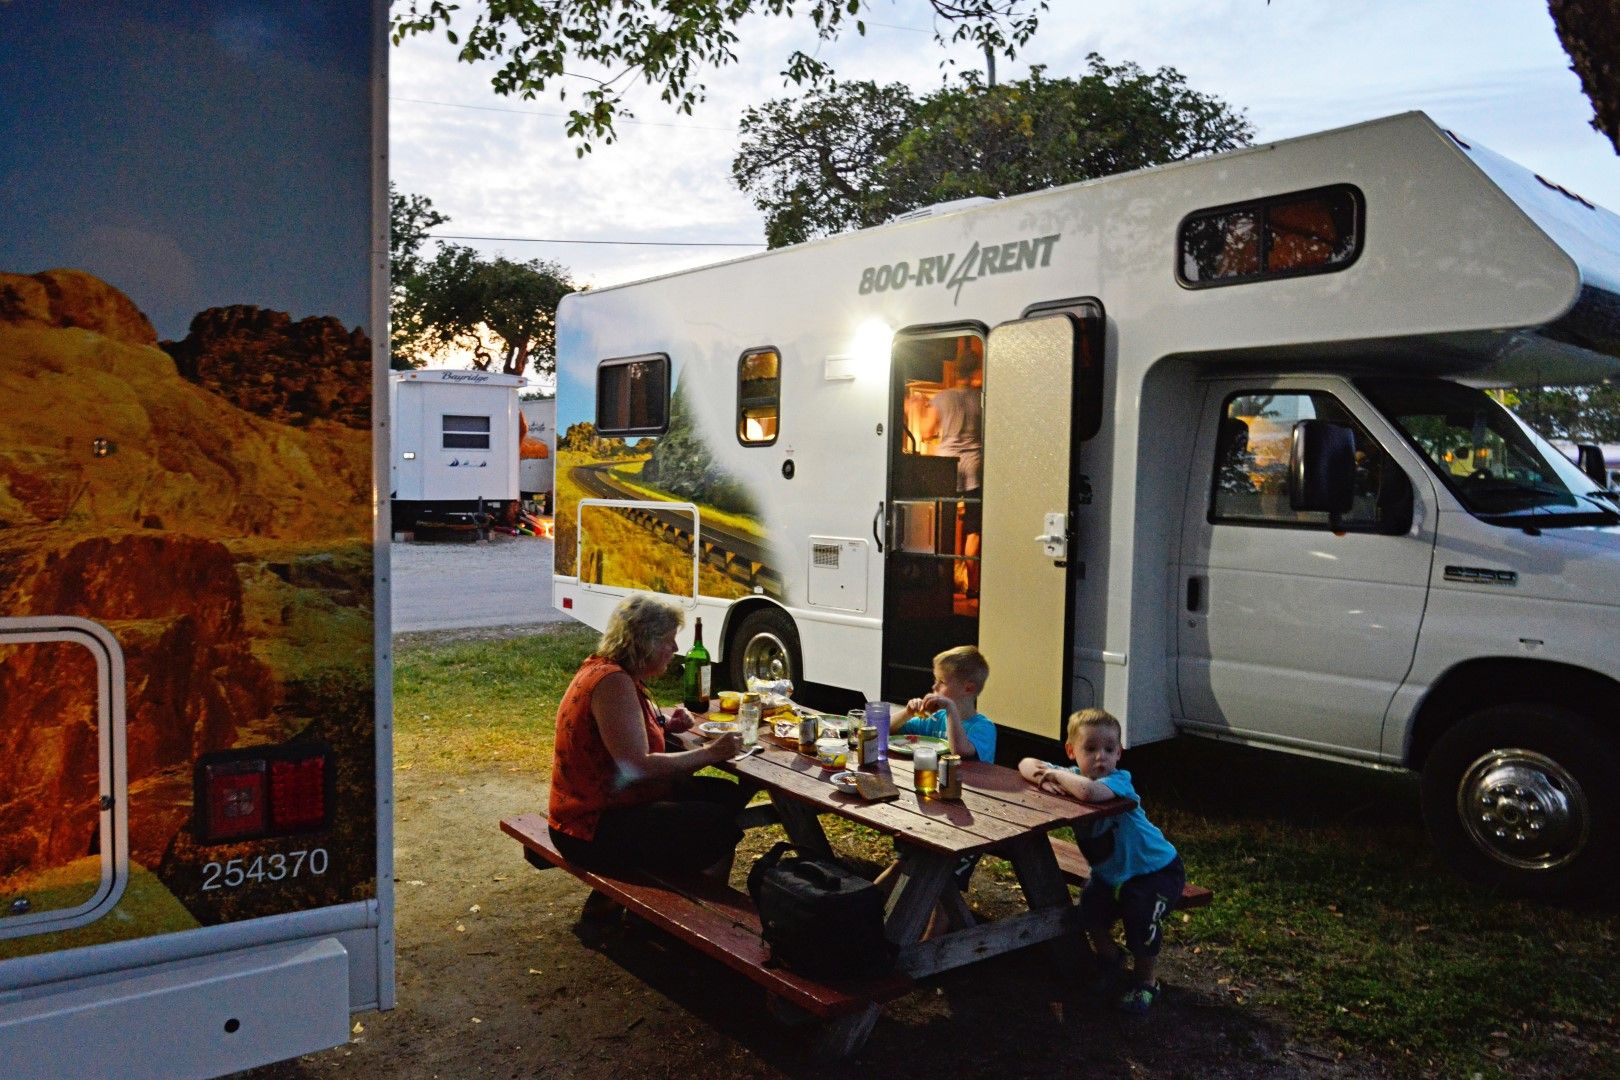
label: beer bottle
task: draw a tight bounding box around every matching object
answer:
[682,619,711,712]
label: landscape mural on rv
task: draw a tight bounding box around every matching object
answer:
[555,330,779,601]
[0,1,376,957]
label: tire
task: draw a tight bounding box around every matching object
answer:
[1420,703,1620,899]
[726,607,801,691]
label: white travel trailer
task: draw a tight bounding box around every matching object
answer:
[389,369,522,531]
[519,396,556,502]
[552,112,1620,897]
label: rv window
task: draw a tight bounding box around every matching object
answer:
[443,414,491,450]
[1210,390,1396,531]
[738,348,780,446]
[597,354,670,436]
[1179,185,1361,287]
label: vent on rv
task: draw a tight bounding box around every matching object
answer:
[813,543,841,569]
[886,196,995,224]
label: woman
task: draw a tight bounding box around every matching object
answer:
[547,595,747,901]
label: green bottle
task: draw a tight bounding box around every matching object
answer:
[682,618,711,712]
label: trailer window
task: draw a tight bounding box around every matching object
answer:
[738,348,780,446]
[442,414,491,450]
[1179,185,1361,287]
[597,354,670,436]
[1210,390,1402,531]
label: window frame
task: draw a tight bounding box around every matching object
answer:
[736,346,781,447]
[1176,184,1365,290]
[596,353,671,437]
[441,413,492,451]
[1206,388,1400,533]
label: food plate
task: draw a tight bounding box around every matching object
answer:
[829,771,860,792]
[887,734,949,757]
[697,720,738,737]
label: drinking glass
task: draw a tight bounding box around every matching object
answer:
[913,744,939,797]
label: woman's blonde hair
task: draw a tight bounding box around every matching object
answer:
[595,594,684,677]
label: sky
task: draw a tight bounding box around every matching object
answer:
[390,0,1620,304]
[0,2,373,341]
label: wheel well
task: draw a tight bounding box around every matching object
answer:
[1405,658,1620,770]
[717,598,789,667]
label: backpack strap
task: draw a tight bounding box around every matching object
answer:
[746,840,796,904]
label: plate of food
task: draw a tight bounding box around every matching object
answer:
[697,720,738,737]
[829,771,860,793]
[887,733,949,757]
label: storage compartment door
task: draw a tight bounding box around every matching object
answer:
[977,315,1081,741]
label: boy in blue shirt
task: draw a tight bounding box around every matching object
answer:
[890,644,996,764]
[1019,707,1184,1015]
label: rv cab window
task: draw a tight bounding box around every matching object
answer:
[737,348,780,446]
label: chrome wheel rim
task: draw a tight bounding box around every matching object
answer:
[740,630,792,683]
[1457,749,1587,871]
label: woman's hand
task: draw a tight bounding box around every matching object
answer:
[664,706,695,735]
[707,732,742,761]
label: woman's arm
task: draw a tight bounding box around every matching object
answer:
[592,672,734,781]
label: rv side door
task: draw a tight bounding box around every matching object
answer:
[976,314,1084,742]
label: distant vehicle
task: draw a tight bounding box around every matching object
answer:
[389,369,522,534]
[1550,440,1620,491]
[551,112,1620,899]
[520,396,556,511]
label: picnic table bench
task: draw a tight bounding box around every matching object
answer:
[507,719,1213,1056]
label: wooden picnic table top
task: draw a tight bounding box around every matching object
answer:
[667,713,1130,857]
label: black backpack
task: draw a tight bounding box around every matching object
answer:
[745,842,897,979]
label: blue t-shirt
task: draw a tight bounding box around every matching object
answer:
[898,710,996,763]
[1058,767,1177,888]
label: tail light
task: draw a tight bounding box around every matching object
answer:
[195,744,334,843]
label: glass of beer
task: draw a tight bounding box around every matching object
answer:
[913,745,939,798]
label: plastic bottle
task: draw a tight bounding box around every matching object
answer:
[682,618,711,712]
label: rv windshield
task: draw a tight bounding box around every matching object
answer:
[1357,378,1620,528]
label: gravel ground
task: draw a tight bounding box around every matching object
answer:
[389,532,567,633]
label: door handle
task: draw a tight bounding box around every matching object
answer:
[1186,575,1204,612]
[1034,512,1067,557]
[872,502,885,553]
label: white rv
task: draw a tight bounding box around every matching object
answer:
[389,369,522,531]
[552,112,1620,898]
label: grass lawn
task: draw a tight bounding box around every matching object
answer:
[396,626,1620,1078]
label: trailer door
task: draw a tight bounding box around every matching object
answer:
[976,314,1085,742]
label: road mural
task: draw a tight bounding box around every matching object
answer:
[555,377,782,600]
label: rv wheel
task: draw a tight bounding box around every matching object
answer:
[727,607,800,691]
[1421,703,1620,899]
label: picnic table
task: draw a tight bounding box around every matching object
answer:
[665,719,1133,1047]
[505,712,1143,1057]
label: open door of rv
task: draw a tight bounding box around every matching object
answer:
[976,313,1090,742]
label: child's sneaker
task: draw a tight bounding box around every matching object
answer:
[1116,980,1162,1015]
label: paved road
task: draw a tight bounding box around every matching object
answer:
[389,533,571,632]
[571,461,772,568]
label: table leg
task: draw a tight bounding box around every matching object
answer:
[1001,832,1086,969]
[811,1004,881,1058]
[768,792,835,860]
[882,846,956,947]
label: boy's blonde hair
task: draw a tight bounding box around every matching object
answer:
[1066,707,1121,748]
[934,645,989,688]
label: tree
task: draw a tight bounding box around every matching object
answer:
[733,56,1254,247]
[389,185,449,370]
[1548,0,1620,153]
[1507,384,1620,442]
[398,246,575,378]
[391,0,1047,153]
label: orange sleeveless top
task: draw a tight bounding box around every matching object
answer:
[547,655,672,841]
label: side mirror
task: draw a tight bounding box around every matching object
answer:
[1289,420,1355,515]
[1575,443,1608,488]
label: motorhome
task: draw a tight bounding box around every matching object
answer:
[389,369,523,532]
[552,112,1620,899]
[1,2,391,1075]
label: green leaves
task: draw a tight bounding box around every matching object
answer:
[393,1,1048,152]
[733,55,1253,247]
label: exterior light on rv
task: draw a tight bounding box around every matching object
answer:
[195,744,334,843]
[850,319,894,377]
[401,451,416,460]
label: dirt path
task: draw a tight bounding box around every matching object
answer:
[241,759,1387,1080]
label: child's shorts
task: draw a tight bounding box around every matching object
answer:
[1080,855,1185,957]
